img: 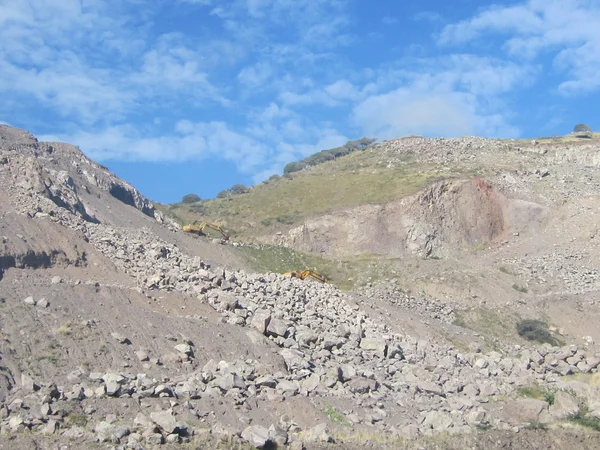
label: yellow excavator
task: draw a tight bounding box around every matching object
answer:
[182,222,230,241]
[282,270,329,284]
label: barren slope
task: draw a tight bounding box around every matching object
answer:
[1,126,600,449]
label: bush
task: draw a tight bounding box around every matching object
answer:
[181,193,201,203]
[573,123,592,133]
[573,123,593,138]
[189,203,205,214]
[568,405,600,431]
[283,137,378,175]
[516,319,557,345]
[230,184,250,195]
[283,161,306,174]
[216,189,231,199]
[276,213,297,224]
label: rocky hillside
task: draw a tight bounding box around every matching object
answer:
[1,125,600,449]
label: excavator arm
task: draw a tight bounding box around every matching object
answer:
[183,222,229,241]
[282,270,329,283]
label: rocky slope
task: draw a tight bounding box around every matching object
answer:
[0,126,599,449]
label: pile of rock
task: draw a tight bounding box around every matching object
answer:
[358,280,460,323]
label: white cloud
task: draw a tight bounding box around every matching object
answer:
[238,62,274,89]
[413,11,443,23]
[352,56,527,139]
[439,0,600,94]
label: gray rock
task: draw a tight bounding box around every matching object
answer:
[268,424,288,446]
[359,338,388,357]
[280,348,308,371]
[302,423,333,443]
[549,391,579,420]
[251,309,272,334]
[174,343,193,355]
[241,425,271,448]
[266,318,289,337]
[23,296,36,305]
[150,409,178,434]
[347,377,378,394]
[422,411,453,431]
[110,332,130,344]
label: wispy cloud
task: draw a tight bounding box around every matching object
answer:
[413,11,444,23]
[352,55,529,139]
[439,0,600,94]
[4,0,598,190]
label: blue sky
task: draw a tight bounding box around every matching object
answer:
[2,0,599,203]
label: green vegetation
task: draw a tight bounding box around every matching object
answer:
[167,145,472,240]
[517,385,556,405]
[181,193,201,203]
[283,137,377,174]
[568,405,600,431]
[573,123,593,138]
[512,283,528,293]
[524,421,548,430]
[67,413,89,427]
[323,404,352,427]
[452,308,520,345]
[516,319,558,345]
[234,244,402,289]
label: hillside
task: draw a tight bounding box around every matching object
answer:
[1,124,600,449]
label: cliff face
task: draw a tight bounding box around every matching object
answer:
[270,178,548,258]
[0,124,171,226]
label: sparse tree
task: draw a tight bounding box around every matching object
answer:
[230,184,250,195]
[573,123,593,138]
[181,193,201,203]
[216,189,231,199]
[283,161,306,174]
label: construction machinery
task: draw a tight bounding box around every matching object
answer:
[282,270,328,283]
[182,222,229,241]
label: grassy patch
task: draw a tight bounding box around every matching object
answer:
[452,308,520,345]
[323,404,352,427]
[66,413,88,427]
[568,405,600,431]
[166,150,474,239]
[499,266,512,275]
[517,385,556,405]
[234,243,401,290]
[524,421,548,430]
[57,323,73,336]
[516,319,558,345]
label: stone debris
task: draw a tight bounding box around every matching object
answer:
[1,126,600,448]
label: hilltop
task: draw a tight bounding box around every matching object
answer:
[1,124,600,449]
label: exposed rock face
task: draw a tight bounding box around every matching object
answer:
[274,178,548,258]
[0,124,171,226]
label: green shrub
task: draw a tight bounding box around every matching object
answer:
[524,421,548,430]
[516,319,557,345]
[189,203,205,214]
[261,218,273,226]
[181,193,201,203]
[283,161,306,174]
[276,213,297,225]
[568,405,600,431]
[230,184,250,195]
